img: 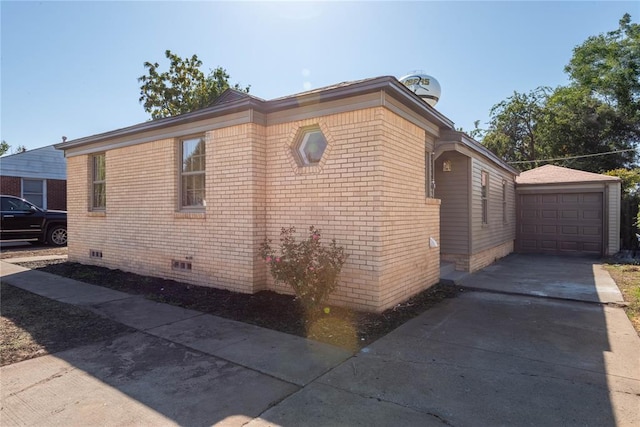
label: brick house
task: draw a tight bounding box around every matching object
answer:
[56,76,517,312]
[0,145,67,210]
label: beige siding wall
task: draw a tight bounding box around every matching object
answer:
[67,125,267,294]
[470,157,516,256]
[264,108,385,311]
[377,109,440,311]
[67,106,441,312]
[264,107,439,312]
[210,123,267,290]
[434,152,470,255]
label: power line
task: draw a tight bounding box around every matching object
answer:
[507,148,637,164]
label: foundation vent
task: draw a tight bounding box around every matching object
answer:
[90,250,103,258]
[172,260,192,271]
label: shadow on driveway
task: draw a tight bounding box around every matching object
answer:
[251,254,640,426]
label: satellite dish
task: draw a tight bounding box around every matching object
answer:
[399,73,441,107]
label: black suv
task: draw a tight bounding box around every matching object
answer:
[0,195,67,246]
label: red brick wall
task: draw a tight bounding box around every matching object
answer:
[0,176,66,210]
[1,176,21,197]
[47,179,67,210]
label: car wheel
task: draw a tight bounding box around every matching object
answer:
[47,225,67,246]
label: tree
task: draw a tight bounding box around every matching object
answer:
[481,87,550,168]
[605,168,640,195]
[560,13,640,172]
[481,14,639,172]
[457,120,485,140]
[565,14,640,122]
[539,86,636,172]
[138,50,250,120]
[0,141,26,156]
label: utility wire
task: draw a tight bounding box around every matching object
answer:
[508,148,637,164]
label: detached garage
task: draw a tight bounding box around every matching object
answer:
[515,165,621,257]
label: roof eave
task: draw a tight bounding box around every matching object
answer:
[439,130,519,175]
[267,76,454,130]
[55,97,267,151]
[55,76,455,152]
[516,178,621,186]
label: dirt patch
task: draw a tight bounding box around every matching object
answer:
[16,260,459,351]
[605,263,640,336]
[0,282,133,366]
[0,244,67,259]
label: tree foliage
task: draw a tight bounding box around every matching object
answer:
[481,87,550,168]
[480,14,639,173]
[0,141,26,156]
[540,85,636,172]
[605,168,640,195]
[138,50,249,120]
[565,13,640,120]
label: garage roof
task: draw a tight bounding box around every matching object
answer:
[516,164,620,185]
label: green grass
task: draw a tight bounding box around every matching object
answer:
[604,263,640,335]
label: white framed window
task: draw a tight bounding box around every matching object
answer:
[92,153,106,210]
[180,136,206,209]
[22,178,45,209]
[294,128,327,166]
[481,170,488,224]
[425,151,435,198]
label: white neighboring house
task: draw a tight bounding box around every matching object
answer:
[0,145,67,210]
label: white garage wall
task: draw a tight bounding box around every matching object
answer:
[608,182,621,255]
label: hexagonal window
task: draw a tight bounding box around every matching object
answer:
[296,129,327,166]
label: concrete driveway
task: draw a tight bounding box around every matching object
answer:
[456,253,626,304]
[251,254,640,426]
[2,254,639,426]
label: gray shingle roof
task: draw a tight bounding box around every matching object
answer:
[515,164,620,185]
[0,145,66,180]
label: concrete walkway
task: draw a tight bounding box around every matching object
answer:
[2,254,639,426]
[0,261,351,426]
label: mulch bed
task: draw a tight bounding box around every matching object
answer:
[17,260,460,351]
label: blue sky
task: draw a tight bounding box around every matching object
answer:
[1,1,637,152]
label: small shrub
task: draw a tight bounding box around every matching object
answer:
[260,226,347,317]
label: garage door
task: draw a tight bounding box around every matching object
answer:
[516,192,603,255]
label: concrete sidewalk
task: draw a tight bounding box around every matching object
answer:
[2,255,639,426]
[0,261,351,426]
